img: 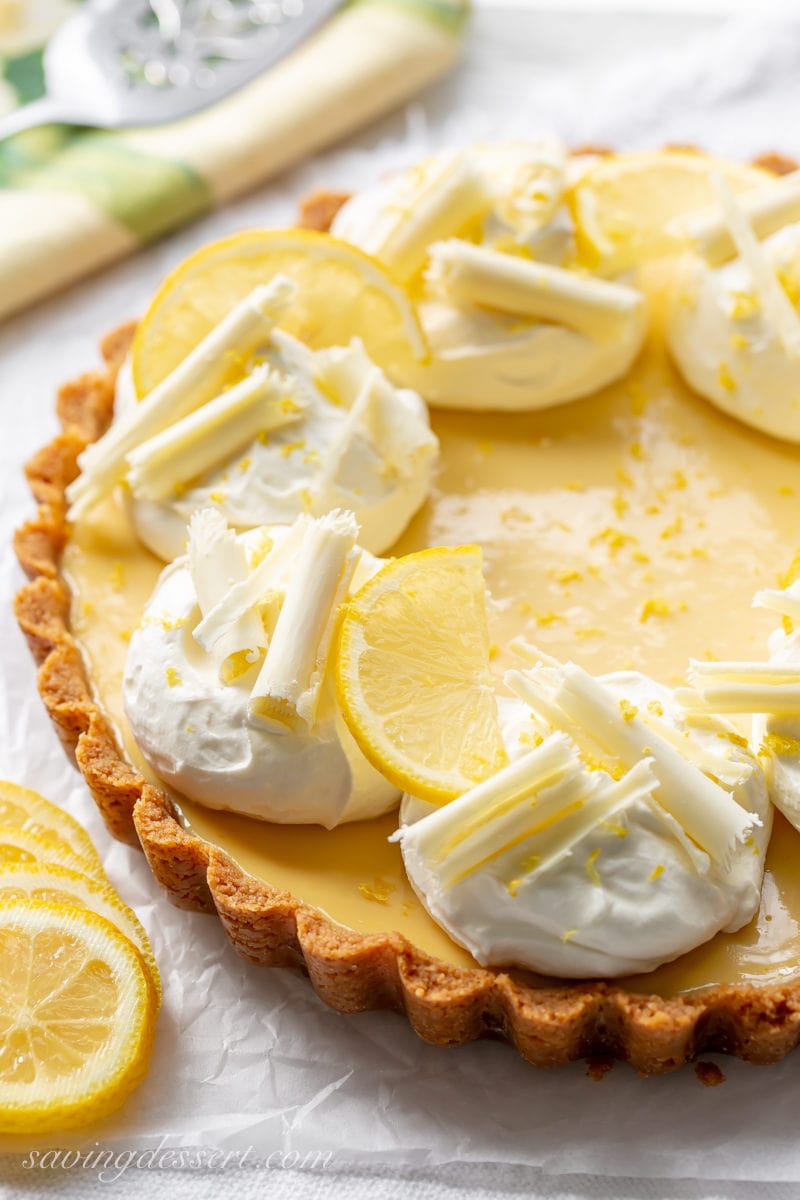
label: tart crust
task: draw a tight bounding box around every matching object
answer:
[14,200,800,1077]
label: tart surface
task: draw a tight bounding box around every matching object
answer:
[15,166,800,1074]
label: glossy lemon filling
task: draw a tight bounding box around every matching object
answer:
[63,266,800,995]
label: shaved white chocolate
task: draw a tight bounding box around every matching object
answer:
[119,321,437,562]
[187,508,246,615]
[511,638,750,786]
[186,509,265,683]
[677,685,800,714]
[400,667,769,978]
[332,141,646,412]
[427,239,643,338]
[507,661,757,866]
[193,515,311,656]
[248,510,360,732]
[126,366,303,502]
[636,708,751,787]
[68,279,295,518]
[370,151,488,283]
[438,755,656,891]
[711,174,800,359]
[410,732,580,863]
[312,360,381,514]
[124,521,397,827]
[678,659,800,714]
[753,587,800,623]
[671,169,800,265]
[667,215,800,443]
[510,637,561,669]
[689,659,800,682]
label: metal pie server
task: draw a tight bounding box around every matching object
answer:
[0,0,345,140]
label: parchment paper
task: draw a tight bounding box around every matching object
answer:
[2,3,800,1181]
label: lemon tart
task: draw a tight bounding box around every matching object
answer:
[15,145,800,1075]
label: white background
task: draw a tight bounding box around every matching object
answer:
[4,3,800,1197]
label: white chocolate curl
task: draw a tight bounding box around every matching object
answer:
[67,278,295,518]
[248,510,360,732]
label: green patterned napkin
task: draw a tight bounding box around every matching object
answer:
[0,0,468,320]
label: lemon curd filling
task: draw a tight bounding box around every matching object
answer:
[61,252,800,997]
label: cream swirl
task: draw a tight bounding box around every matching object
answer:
[753,620,800,834]
[115,328,438,562]
[331,141,647,412]
[398,666,768,978]
[123,515,400,827]
[667,222,800,442]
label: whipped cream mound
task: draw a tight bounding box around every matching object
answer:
[398,652,769,978]
[679,580,800,834]
[754,620,800,833]
[123,509,399,827]
[70,277,438,562]
[331,141,647,412]
[667,172,800,443]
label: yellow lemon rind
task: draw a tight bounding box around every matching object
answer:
[0,781,106,878]
[0,862,161,1001]
[0,825,108,887]
[131,227,428,399]
[0,900,156,1134]
[335,545,508,804]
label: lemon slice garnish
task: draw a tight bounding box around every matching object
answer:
[131,228,427,399]
[0,900,157,1132]
[0,825,108,886]
[335,546,508,804]
[0,781,106,878]
[568,150,772,274]
[0,862,160,1000]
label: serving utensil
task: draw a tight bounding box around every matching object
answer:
[0,0,345,140]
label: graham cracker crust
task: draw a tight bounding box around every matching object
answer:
[12,187,800,1076]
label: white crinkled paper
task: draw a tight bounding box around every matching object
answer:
[2,2,800,1180]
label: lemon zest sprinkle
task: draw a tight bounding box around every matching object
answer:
[357,878,396,905]
[718,363,737,392]
[761,732,800,757]
[639,596,671,623]
[660,515,684,540]
[585,848,602,886]
[552,568,582,584]
[729,290,760,320]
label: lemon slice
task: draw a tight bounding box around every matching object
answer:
[0,781,105,878]
[335,546,508,803]
[0,826,108,886]
[568,150,772,274]
[131,228,427,399]
[0,900,157,1133]
[0,863,160,1000]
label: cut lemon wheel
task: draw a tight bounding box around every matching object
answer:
[0,781,105,878]
[336,546,508,804]
[0,863,160,1000]
[131,228,427,399]
[0,900,157,1133]
[0,825,107,886]
[568,150,772,274]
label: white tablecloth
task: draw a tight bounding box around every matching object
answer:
[4,4,800,1197]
